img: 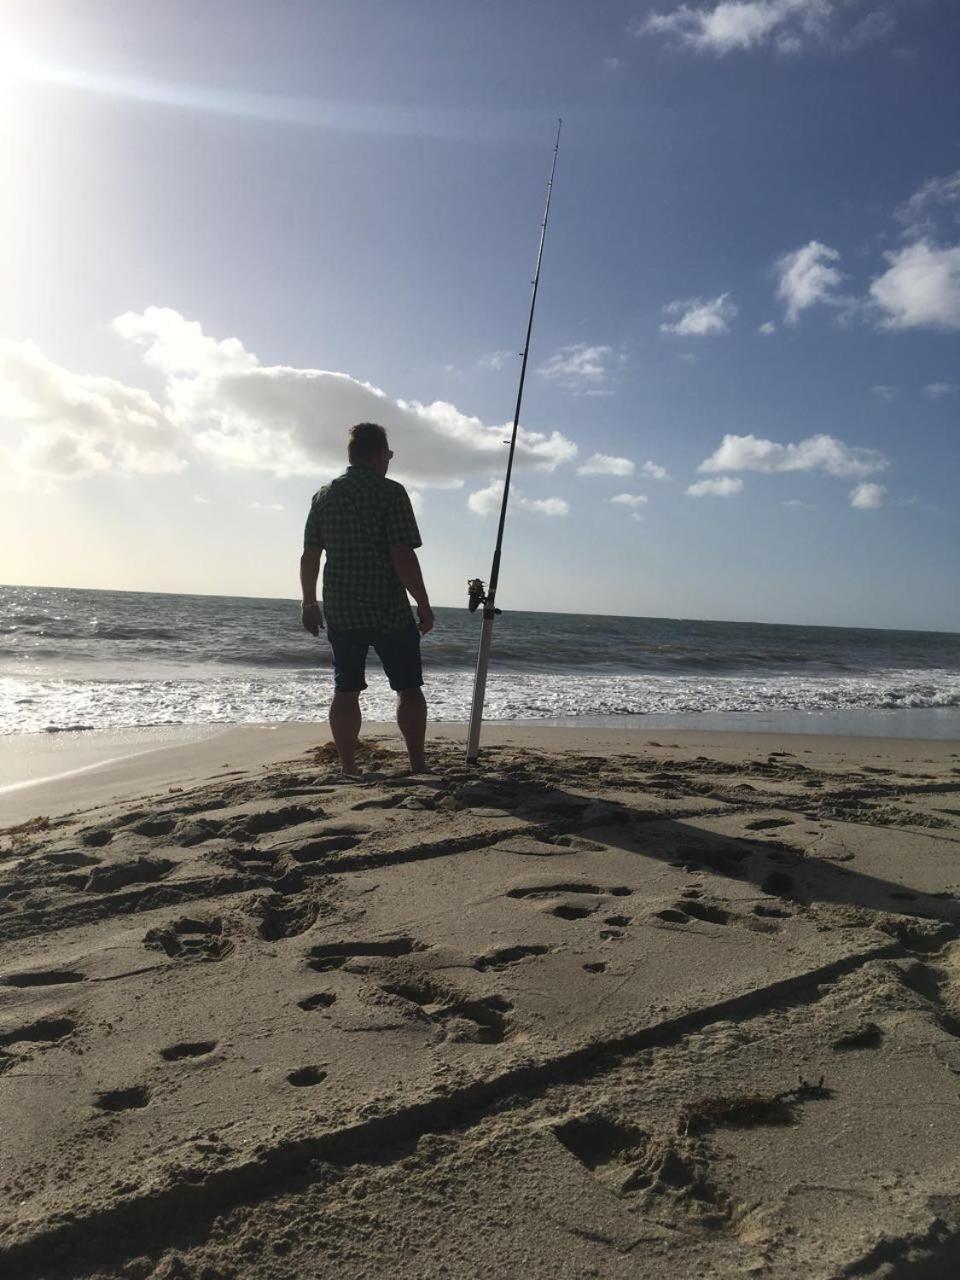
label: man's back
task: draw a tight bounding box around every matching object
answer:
[305,466,421,632]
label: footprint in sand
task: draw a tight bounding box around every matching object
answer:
[94,1084,150,1112]
[0,1016,76,1047]
[285,833,363,864]
[2,968,85,987]
[175,817,226,847]
[41,851,101,869]
[287,1065,327,1086]
[144,916,234,961]
[379,979,513,1044]
[226,805,326,840]
[745,818,794,832]
[159,1040,218,1061]
[131,817,177,837]
[678,901,730,925]
[81,829,113,848]
[84,857,174,894]
[474,944,549,971]
[506,882,632,901]
[229,846,280,872]
[753,903,792,919]
[298,992,336,1011]
[553,901,602,920]
[248,892,319,941]
[507,881,631,923]
[307,936,421,972]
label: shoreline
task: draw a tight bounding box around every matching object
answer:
[2,718,958,827]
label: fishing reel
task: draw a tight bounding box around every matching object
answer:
[467,578,501,615]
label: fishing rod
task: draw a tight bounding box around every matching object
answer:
[465,118,562,765]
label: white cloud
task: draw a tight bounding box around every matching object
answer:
[192,494,211,505]
[522,495,570,516]
[468,478,568,517]
[891,495,939,513]
[477,349,512,372]
[641,460,670,480]
[248,501,285,512]
[1,311,580,492]
[709,434,883,480]
[0,338,183,484]
[925,382,958,399]
[870,384,897,401]
[782,498,816,509]
[112,307,257,376]
[602,56,625,72]
[609,493,649,507]
[849,482,886,509]
[686,476,744,497]
[577,453,634,477]
[869,241,960,331]
[538,343,615,388]
[119,309,576,486]
[660,293,737,336]
[407,489,424,516]
[699,432,887,478]
[758,320,777,336]
[775,241,844,323]
[467,480,504,517]
[897,170,960,239]
[641,0,834,55]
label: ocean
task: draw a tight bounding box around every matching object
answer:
[2,584,959,738]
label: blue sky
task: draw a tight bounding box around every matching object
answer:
[1,0,957,630]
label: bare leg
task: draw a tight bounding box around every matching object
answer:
[396,688,427,773]
[329,692,361,775]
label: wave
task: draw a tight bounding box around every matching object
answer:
[92,625,184,641]
[0,613,54,630]
[212,649,328,669]
[3,669,959,735]
[3,588,959,696]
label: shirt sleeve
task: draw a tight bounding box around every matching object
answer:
[303,499,324,550]
[384,484,422,548]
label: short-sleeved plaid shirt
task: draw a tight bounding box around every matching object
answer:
[303,466,422,632]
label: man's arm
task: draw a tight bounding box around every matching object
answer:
[300,547,323,635]
[389,546,434,634]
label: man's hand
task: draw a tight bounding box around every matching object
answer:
[417,603,435,635]
[301,602,324,636]
[390,546,434,635]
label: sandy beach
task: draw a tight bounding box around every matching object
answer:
[2,722,960,1279]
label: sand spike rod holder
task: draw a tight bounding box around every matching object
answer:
[466,119,562,764]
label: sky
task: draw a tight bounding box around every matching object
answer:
[0,0,958,632]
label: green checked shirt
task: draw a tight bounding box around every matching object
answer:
[303,466,422,632]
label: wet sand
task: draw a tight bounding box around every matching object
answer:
[2,724,960,1278]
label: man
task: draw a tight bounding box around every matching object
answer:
[300,422,434,777]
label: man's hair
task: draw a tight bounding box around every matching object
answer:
[348,422,389,465]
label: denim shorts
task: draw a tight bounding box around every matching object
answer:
[327,622,423,694]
